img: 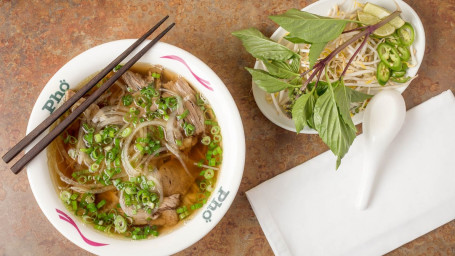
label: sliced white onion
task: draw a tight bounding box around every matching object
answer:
[97,116,126,128]
[137,147,167,169]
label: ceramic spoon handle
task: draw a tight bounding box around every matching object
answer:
[357,151,381,210]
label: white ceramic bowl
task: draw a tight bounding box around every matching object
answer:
[26,40,245,255]
[253,0,425,134]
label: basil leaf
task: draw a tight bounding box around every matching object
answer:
[270,9,349,43]
[348,87,373,102]
[314,83,356,169]
[262,60,300,79]
[232,28,297,61]
[246,67,292,93]
[292,92,316,132]
[307,81,328,96]
[309,42,327,69]
[289,55,301,73]
[333,81,356,132]
[284,34,310,44]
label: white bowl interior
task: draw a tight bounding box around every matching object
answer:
[26,40,245,255]
[252,0,425,134]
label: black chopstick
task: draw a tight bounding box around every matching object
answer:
[8,22,175,174]
[2,15,169,165]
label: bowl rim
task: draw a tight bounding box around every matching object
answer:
[26,39,245,255]
[252,0,426,134]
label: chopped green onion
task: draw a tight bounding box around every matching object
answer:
[179,212,189,220]
[60,190,71,204]
[85,193,95,204]
[113,64,123,72]
[209,158,216,167]
[213,134,222,143]
[211,126,220,135]
[77,175,87,184]
[191,203,203,210]
[97,200,106,209]
[183,123,195,136]
[94,134,102,143]
[71,200,78,211]
[125,186,137,195]
[135,143,144,152]
[114,157,121,167]
[213,146,222,156]
[84,133,94,144]
[87,203,97,213]
[90,163,99,172]
[95,224,106,231]
[177,110,189,120]
[114,215,127,233]
[121,127,132,137]
[70,193,78,200]
[175,140,182,146]
[199,181,207,190]
[204,169,215,179]
[201,136,211,145]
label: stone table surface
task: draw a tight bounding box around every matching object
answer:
[1,0,454,255]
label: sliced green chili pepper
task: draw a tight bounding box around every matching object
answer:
[400,62,409,72]
[377,43,402,71]
[385,33,401,46]
[391,70,406,78]
[391,76,411,83]
[397,23,415,46]
[396,45,410,61]
[377,62,390,86]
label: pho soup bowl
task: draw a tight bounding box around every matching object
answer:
[26,40,245,255]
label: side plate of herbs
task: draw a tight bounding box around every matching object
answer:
[233,0,425,168]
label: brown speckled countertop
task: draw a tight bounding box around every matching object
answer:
[1,0,455,255]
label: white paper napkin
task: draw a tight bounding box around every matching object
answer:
[246,90,455,256]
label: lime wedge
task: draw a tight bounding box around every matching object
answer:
[357,11,380,25]
[373,23,396,37]
[363,2,405,29]
[358,11,395,37]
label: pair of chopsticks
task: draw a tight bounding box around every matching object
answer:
[2,15,175,175]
